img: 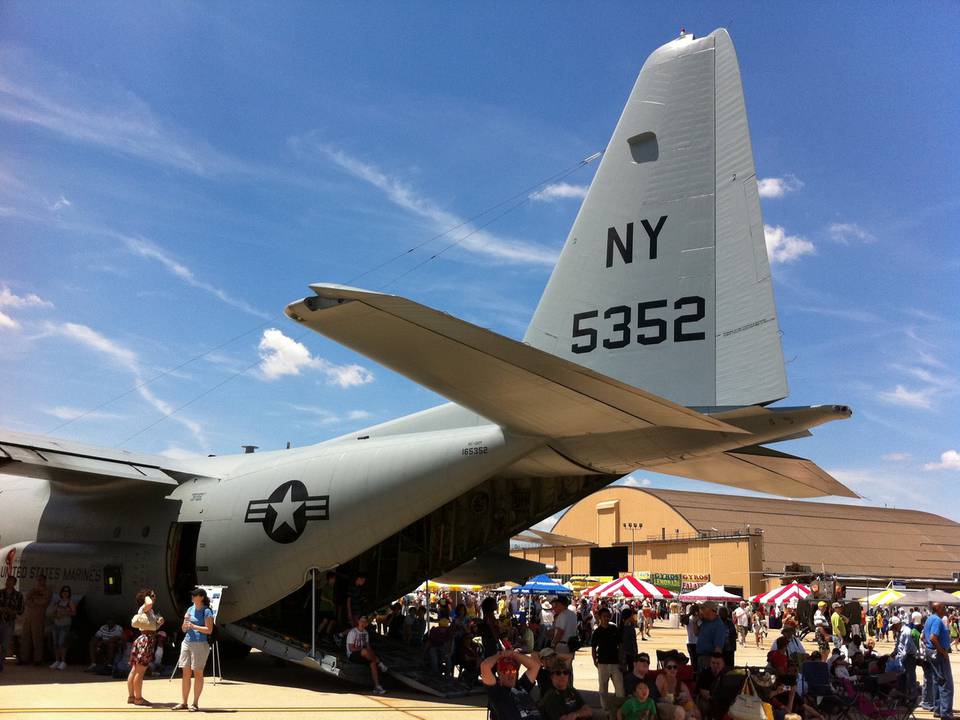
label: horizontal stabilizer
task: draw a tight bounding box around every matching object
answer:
[286,285,747,438]
[650,444,857,498]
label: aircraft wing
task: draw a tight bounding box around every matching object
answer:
[649,444,859,498]
[0,429,208,486]
[286,285,746,438]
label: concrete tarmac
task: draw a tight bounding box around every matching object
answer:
[1,626,956,719]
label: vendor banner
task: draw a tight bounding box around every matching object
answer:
[681,573,710,592]
[652,573,682,594]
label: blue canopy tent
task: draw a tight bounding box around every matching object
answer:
[510,574,571,595]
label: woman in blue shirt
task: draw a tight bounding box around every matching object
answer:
[173,588,215,712]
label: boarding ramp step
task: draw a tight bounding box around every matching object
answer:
[222,622,477,698]
[221,622,346,679]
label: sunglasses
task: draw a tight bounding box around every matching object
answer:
[666,665,678,670]
[552,670,570,676]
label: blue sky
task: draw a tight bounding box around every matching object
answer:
[1,2,957,520]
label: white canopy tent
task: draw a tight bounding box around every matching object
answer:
[678,582,742,603]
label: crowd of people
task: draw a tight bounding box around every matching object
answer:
[3,568,959,719]
[339,581,958,720]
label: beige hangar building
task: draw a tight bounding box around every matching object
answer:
[511,487,960,598]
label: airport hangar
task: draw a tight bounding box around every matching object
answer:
[511,487,960,598]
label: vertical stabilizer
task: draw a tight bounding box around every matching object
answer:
[524,29,787,408]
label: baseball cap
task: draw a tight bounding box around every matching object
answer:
[496,657,520,674]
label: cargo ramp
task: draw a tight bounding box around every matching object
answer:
[221,621,477,698]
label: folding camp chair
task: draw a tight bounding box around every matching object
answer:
[800,661,855,720]
[839,677,899,720]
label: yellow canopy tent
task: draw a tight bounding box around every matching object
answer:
[859,588,904,605]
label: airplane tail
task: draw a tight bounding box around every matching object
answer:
[524,29,787,409]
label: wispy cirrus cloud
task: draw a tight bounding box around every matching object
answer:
[44,405,122,421]
[530,182,588,202]
[764,224,815,264]
[828,222,876,244]
[876,384,936,409]
[257,328,374,388]
[122,235,271,319]
[0,311,18,330]
[0,197,270,319]
[42,321,205,446]
[882,452,911,462]
[48,195,71,211]
[877,328,958,410]
[757,175,803,199]
[0,47,245,176]
[289,404,373,426]
[289,136,559,267]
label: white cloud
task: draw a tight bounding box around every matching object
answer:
[923,450,960,471]
[122,235,270,319]
[0,310,18,330]
[828,222,876,244]
[764,224,815,264]
[876,384,935,409]
[320,361,374,389]
[0,286,53,309]
[615,474,653,488]
[45,321,205,446]
[757,175,803,199]
[881,452,911,462]
[530,182,588,202]
[290,138,559,267]
[258,329,315,379]
[257,329,374,388]
[347,409,373,421]
[44,405,122,421]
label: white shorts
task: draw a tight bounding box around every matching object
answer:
[177,640,211,671]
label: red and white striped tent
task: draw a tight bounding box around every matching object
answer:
[749,582,811,605]
[584,576,674,599]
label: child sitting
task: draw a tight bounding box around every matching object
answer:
[619,676,658,720]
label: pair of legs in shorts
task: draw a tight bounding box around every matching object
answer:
[173,640,210,711]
